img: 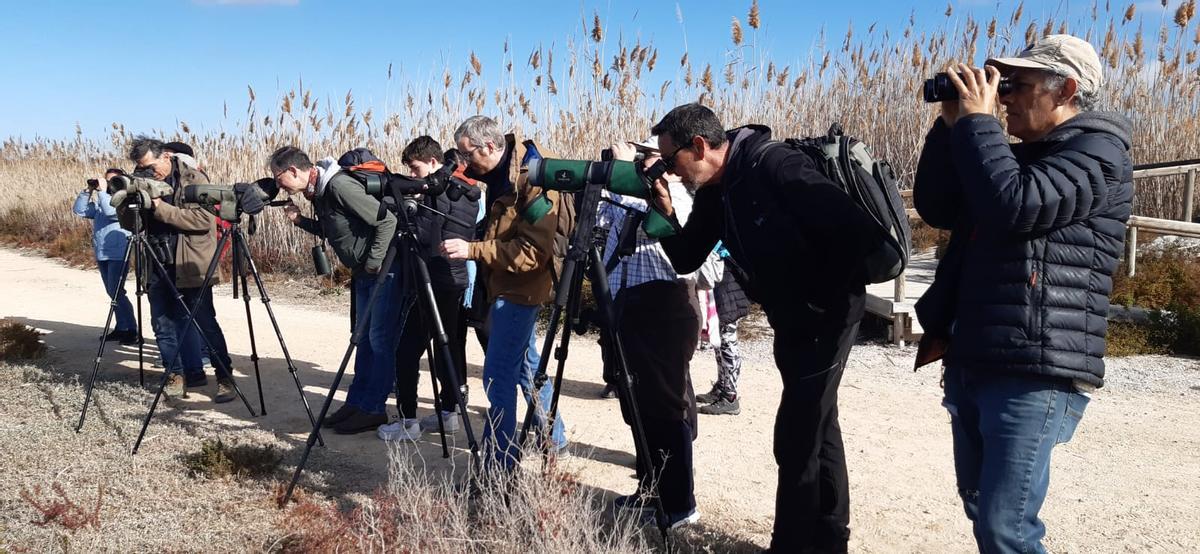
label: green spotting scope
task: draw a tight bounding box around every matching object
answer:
[182,180,277,222]
[523,157,678,238]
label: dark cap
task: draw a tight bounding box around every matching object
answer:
[162,141,195,158]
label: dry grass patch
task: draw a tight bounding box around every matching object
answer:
[271,445,650,553]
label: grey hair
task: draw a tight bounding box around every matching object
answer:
[128,135,164,163]
[454,115,506,149]
[1042,70,1099,111]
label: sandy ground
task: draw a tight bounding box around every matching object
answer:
[2,246,1199,552]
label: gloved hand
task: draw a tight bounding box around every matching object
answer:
[233,182,266,215]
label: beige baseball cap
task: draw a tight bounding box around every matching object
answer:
[986,34,1103,94]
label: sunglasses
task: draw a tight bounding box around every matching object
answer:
[661,143,695,172]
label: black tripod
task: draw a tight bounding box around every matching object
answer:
[516,179,671,537]
[77,202,152,432]
[225,217,324,442]
[129,216,268,454]
[283,195,480,505]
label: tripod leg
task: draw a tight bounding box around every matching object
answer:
[407,246,479,463]
[283,246,397,505]
[133,229,257,454]
[132,249,195,454]
[517,256,583,455]
[235,230,323,445]
[426,336,450,458]
[179,231,257,417]
[77,238,137,432]
[401,279,450,458]
[236,243,266,415]
[135,237,145,387]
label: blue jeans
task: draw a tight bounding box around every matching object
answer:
[481,298,566,469]
[97,260,136,333]
[146,270,203,379]
[942,366,1090,554]
[346,273,402,416]
[180,286,232,379]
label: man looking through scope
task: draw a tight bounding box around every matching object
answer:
[128,137,238,403]
[276,146,401,435]
[647,104,882,552]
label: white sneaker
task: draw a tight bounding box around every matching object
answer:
[418,411,460,433]
[377,418,422,441]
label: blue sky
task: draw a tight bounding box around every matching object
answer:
[0,0,1183,141]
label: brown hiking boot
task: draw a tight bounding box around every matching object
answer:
[164,374,185,398]
[214,378,237,404]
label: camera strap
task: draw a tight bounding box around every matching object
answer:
[604,207,645,276]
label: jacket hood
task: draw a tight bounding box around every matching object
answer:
[313,157,339,198]
[723,124,773,188]
[1045,111,1133,150]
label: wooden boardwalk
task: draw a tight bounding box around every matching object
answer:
[865,249,937,346]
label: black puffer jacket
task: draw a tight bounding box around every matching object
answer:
[914,112,1134,387]
[416,188,478,291]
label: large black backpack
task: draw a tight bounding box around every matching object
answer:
[753,123,912,284]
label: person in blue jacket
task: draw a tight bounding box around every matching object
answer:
[73,168,138,344]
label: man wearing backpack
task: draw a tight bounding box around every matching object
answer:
[914,36,1132,553]
[275,146,401,435]
[378,136,479,442]
[440,115,568,468]
[649,103,880,553]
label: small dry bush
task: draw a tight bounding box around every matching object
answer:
[0,318,47,361]
[909,218,948,254]
[1109,248,1200,356]
[273,445,648,553]
[183,439,282,479]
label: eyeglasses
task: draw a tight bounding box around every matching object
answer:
[661,143,694,172]
[459,144,482,157]
[273,166,293,180]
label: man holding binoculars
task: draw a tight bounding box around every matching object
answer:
[914,34,1133,553]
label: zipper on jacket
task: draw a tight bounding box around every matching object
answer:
[1027,240,1045,342]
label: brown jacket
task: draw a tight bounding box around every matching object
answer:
[152,155,218,289]
[467,133,562,306]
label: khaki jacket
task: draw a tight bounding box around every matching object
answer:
[152,155,218,289]
[467,133,562,306]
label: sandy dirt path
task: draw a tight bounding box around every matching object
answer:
[2,246,1198,552]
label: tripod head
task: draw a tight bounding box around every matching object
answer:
[383,191,476,235]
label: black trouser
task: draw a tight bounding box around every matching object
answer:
[394,287,466,418]
[613,280,699,514]
[769,299,863,553]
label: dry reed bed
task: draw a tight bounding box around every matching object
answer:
[3,1,1200,272]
